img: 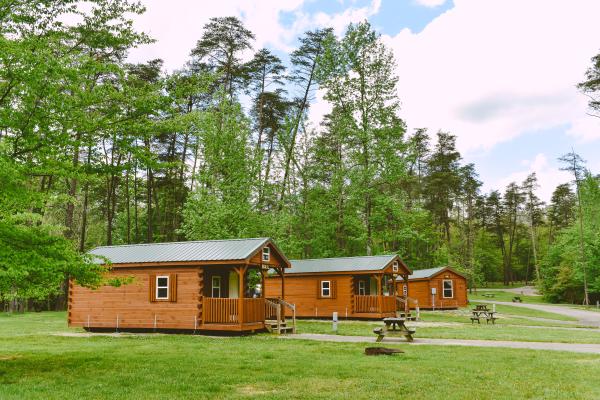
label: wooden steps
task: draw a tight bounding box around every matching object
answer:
[265,319,295,335]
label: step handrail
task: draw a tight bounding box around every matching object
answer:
[279,299,296,334]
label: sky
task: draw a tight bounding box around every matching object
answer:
[127,0,600,201]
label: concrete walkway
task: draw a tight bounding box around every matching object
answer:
[477,300,600,327]
[282,333,600,354]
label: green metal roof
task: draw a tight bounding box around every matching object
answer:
[89,238,272,264]
[396,266,463,281]
[287,255,399,274]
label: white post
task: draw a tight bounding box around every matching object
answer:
[194,316,197,333]
[332,312,338,333]
[116,314,119,333]
[87,315,90,329]
[416,306,420,321]
[345,307,348,319]
[493,303,496,313]
[154,314,157,331]
[596,300,599,309]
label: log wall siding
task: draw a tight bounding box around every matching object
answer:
[396,269,468,309]
[69,267,200,330]
[265,274,397,319]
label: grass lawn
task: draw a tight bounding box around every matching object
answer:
[1,313,600,399]
[296,319,600,344]
[468,302,578,322]
[469,290,547,304]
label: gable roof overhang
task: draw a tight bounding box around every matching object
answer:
[88,238,290,269]
[282,254,411,276]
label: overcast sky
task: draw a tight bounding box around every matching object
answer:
[127,0,600,201]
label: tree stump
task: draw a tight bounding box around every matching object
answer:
[364,347,404,356]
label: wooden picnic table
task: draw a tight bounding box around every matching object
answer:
[373,317,415,342]
[471,310,497,325]
[482,293,496,298]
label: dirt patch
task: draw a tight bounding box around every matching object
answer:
[0,355,22,361]
[237,385,277,396]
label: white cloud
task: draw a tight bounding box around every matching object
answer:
[492,153,572,201]
[414,0,447,7]
[128,0,382,71]
[128,0,305,71]
[382,0,600,155]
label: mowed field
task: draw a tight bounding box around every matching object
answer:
[1,312,600,399]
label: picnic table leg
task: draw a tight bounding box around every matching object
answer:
[405,334,414,342]
[376,335,384,343]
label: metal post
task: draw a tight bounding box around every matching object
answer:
[345,307,348,319]
[416,305,420,321]
[194,316,197,334]
[332,312,338,333]
[154,314,157,332]
[116,314,119,333]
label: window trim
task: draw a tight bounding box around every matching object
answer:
[212,276,222,298]
[321,280,331,298]
[358,280,366,296]
[442,279,454,298]
[392,261,399,273]
[402,284,408,297]
[156,275,169,300]
[262,246,270,262]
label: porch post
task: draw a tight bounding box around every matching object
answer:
[238,265,247,327]
[403,273,409,315]
[376,274,382,314]
[260,270,266,298]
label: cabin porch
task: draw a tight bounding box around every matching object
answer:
[199,264,291,332]
[352,272,410,318]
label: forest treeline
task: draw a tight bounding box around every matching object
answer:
[1,1,599,308]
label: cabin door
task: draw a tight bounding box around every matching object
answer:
[228,271,239,299]
[369,277,377,295]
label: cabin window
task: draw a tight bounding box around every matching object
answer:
[358,280,366,295]
[262,246,270,262]
[321,280,331,298]
[443,280,453,298]
[156,276,169,300]
[212,276,221,298]
[392,261,399,273]
[402,284,408,297]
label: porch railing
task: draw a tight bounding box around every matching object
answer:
[243,298,266,323]
[203,297,266,324]
[354,295,397,313]
[204,297,239,324]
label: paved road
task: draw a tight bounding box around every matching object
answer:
[477,300,600,327]
[283,333,600,354]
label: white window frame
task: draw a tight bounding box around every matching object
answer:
[212,276,221,298]
[262,246,270,262]
[392,261,399,273]
[402,284,408,297]
[442,279,454,298]
[358,280,366,296]
[321,280,331,298]
[156,275,169,300]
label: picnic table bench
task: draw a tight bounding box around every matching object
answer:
[373,317,415,342]
[471,308,497,325]
[482,293,496,298]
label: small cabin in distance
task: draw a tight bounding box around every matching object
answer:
[264,255,412,319]
[69,238,291,332]
[396,266,468,309]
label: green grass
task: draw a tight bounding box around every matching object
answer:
[470,290,547,304]
[296,320,600,344]
[2,312,600,399]
[468,302,578,322]
[480,281,528,289]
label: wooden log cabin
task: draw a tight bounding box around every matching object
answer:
[68,238,292,332]
[396,267,468,309]
[264,255,412,319]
